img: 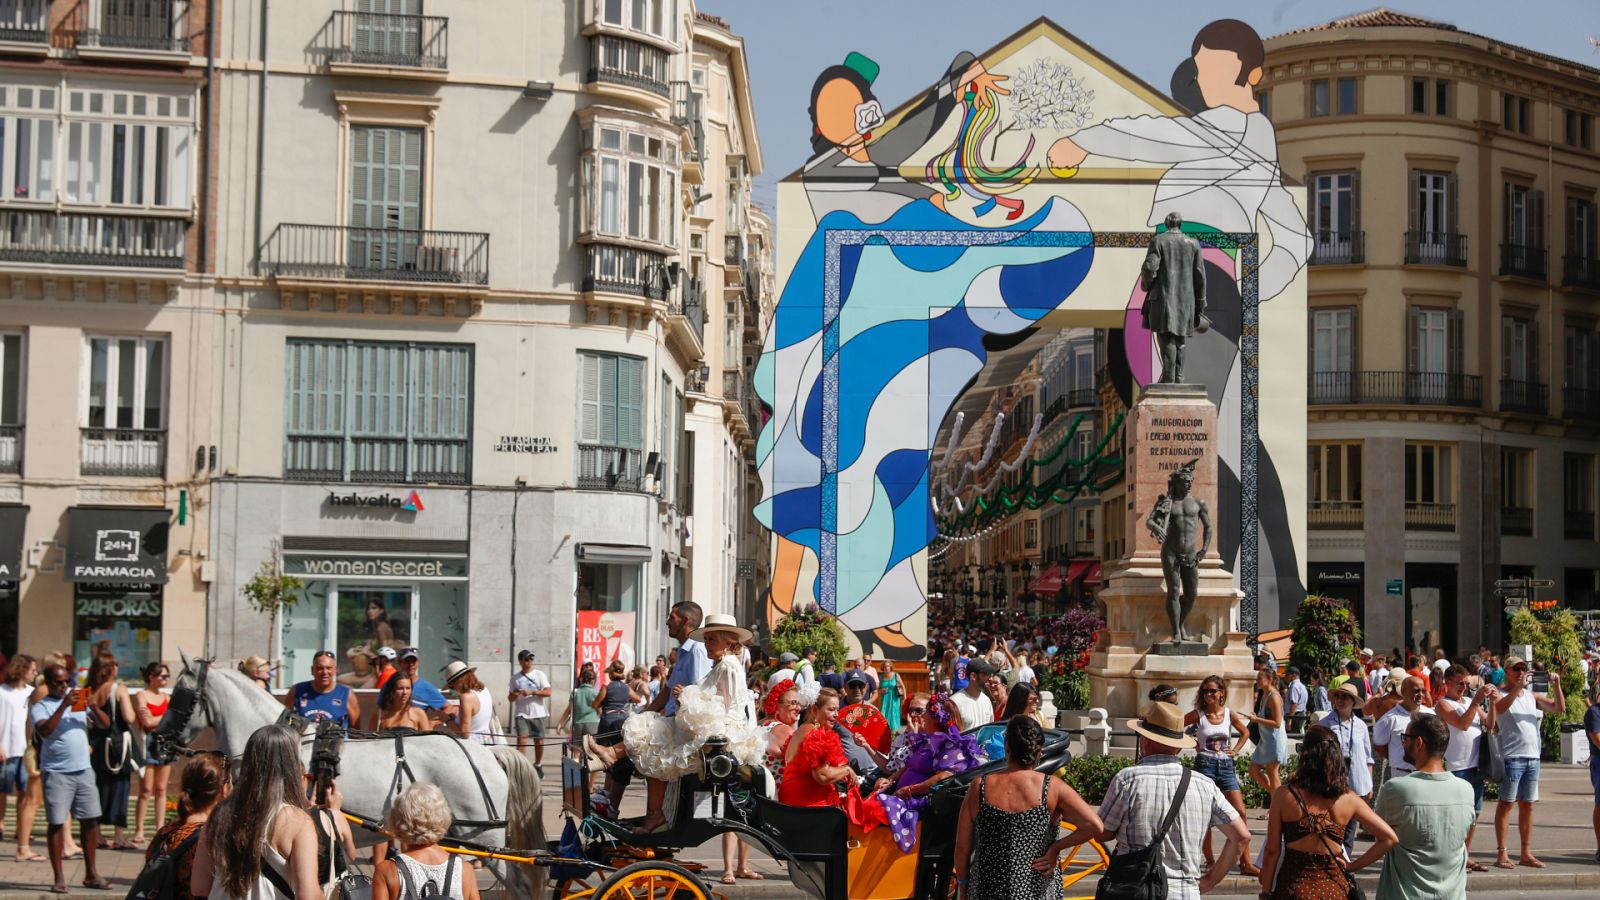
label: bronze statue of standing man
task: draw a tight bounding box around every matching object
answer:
[1140,211,1209,384]
[1146,458,1211,643]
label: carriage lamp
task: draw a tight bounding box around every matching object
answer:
[702,735,738,782]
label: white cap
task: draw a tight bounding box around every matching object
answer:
[1432,658,1450,671]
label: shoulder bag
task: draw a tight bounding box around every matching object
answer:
[1287,785,1365,900]
[1094,766,1190,900]
[1477,698,1505,783]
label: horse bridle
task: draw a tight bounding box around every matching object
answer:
[150,658,212,764]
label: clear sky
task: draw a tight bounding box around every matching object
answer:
[697,0,1599,209]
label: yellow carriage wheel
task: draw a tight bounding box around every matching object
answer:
[1055,822,1111,899]
[594,861,712,900]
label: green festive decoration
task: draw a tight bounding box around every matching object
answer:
[1287,594,1362,676]
[938,413,1126,535]
[768,603,851,671]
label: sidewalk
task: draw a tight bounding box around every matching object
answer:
[0,762,1594,897]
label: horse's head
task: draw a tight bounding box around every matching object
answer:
[150,649,213,763]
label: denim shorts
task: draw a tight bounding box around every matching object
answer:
[0,756,26,793]
[1195,753,1241,792]
[1501,756,1540,803]
[1452,767,1485,813]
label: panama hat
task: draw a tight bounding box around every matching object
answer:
[1127,701,1196,750]
[688,612,753,644]
[1333,681,1363,702]
[440,660,478,685]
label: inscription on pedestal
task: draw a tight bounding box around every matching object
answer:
[1127,384,1218,561]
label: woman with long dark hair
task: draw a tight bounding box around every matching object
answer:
[1259,725,1396,899]
[999,682,1042,724]
[132,661,173,846]
[364,599,396,652]
[191,724,324,899]
[86,655,137,849]
[1185,675,1254,873]
[376,676,432,732]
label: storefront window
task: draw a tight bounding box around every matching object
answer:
[74,584,161,680]
[577,561,640,612]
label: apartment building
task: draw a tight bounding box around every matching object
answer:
[203,1,764,703]
[1264,10,1600,651]
[0,0,214,674]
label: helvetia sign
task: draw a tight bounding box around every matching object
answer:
[325,490,425,512]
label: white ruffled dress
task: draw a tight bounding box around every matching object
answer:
[621,654,766,780]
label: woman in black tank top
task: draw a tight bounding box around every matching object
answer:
[595,660,643,747]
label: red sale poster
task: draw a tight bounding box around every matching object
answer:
[575,611,635,683]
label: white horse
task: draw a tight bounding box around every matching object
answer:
[154,653,545,897]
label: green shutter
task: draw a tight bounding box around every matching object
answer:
[411,344,471,481]
[579,353,601,443]
[349,341,408,477]
[355,0,421,61]
[618,356,644,449]
[597,354,618,445]
[284,340,346,475]
[349,126,423,272]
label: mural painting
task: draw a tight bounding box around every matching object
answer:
[755,18,1311,659]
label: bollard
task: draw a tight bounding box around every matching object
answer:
[1560,722,1591,766]
[1085,707,1111,758]
[1039,690,1059,725]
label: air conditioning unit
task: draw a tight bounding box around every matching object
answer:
[416,246,460,275]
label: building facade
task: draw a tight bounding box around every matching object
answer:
[0,0,215,676]
[203,0,764,711]
[1265,10,1600,651]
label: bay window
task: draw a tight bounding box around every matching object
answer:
[0,85,57,201]
[582,119,679,250]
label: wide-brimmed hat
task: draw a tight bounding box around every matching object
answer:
[1127,702,1196,750]
[779,651,799,663]
[440,660,477,685]
[1333,681,1363,702]
[688,612,753,644]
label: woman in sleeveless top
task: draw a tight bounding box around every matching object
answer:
[1249,667,1289,796]
[373,783,481,900]
[442,663,494,744]
[1260,725,1396,899]
[954,718,1102,900]
[132,661,173,846]
[377,676,434,732]
[192,725,325,900]
[1185,675,1257,875]
[594,660,642,747]
[86,655,138,848]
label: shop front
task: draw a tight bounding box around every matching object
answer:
[1308,562,1364,621]
[0,506,25,656]
[64,507,170,679]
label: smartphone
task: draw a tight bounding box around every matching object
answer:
[70,688,86,712]
[1530,671,1550,693]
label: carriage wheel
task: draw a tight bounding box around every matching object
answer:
[594,861,712,900]
[1055,822,1111,899]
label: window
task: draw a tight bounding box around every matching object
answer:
[0,333,22,428]
[1311,308,1354,373]
[1308,442,1362,528]
[1255,89,1269,118]
[1568,196,1597,260]
[84,336,165,431]
[1336,77,1357,115]
[596,0,675,42]
[1503,183,1544,251]
[1404,442,1456,528]
[1436,79,1451,117]
[55,85,193,209]
[1412,78,1451,116]
[1566,321,1599,390]
[726,157,746,233]
[1408,307,1460,375]
[1565,453,1597,539]
[1503,93,1532,134]
[1567,110,1594,150]
[1413,171,1452,238]
[583,122,678,247]
[0,84,55,201]
[283,339,472,484]
[577,352,646,488]
[279,579,464,688]
[1501,448,1534,535]
[1502,315,1537,383]
[1310,171,1358,259]
[1310,79,1330,117]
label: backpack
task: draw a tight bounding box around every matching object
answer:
[391,849,457,900]
[126,826,203,900]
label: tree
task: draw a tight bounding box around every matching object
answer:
[1287,594,1362,676]
[768,604,849,672]
[241,541,303,674]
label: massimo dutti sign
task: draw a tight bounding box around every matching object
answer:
[65,507,170,584]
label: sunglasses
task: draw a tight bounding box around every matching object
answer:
[906,707,928,715]
[1201,688,1223,695]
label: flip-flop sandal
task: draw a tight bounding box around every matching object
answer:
[62,849,84,860]
[15,851,44,862]
[83,878,113,890]
[737,871,765,880]
[48,885,68,895]
[720,874,737,885]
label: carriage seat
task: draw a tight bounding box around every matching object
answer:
[752,796,848,862]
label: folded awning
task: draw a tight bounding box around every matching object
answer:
[576,543,652,565]
[1065,560,1093,585]
[1028,564,1062,593]
[1082,561,1103,585]
[66,507,169,584]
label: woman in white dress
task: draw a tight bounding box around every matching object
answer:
[587,613,766,832]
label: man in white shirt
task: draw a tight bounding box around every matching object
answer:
[507,649,552,773]
[1321,681,1373,855]
[1367,655,1390,696]
[1282,666,1308,734]
[794,647,817,688]
[766,652,799,692]
[1373,675,1434,779]
[950,658,998,730]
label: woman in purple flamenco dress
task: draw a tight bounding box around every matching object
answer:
[866,691,986,852]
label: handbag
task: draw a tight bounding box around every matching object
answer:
[1094,766,1190,900]
[1478,722,1505,783]
[1288,785,1365,900]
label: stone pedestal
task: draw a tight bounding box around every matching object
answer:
[1087,384,1256,721]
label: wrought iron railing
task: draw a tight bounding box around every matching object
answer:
[582,244,669,297]
[0,210,185,268]
[1308,371,1355,404]
[326,11,447,69]
[1564,386,1600,421]
[1566,509,1597,540]
[1356,371,1481,407]
[588,34,669,96]
[284,434,469,484]
[1067,387,1097,408]
[576,443,645,492]
[0,0,47,43]
[1404,501,1456,532]
[670,81,704,161]
[1499,378,1548,415]
[667,277,705,346]
[260,224,489,285]
[72,0,191,53]
[723,370,762,429]
[1310,230,1364,265]
[1404,230,1468,267]
[1499,243,1547,280]
[81,427,165,477]
[1500,506,1533,537]
[1562,254,1600,291]
[1308,500,1363,530]
[0,425,21,474]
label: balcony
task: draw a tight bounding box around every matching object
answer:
[0,0,48,48]
[260,224,489,286]
[576,443,645,492]
[1562,254,1600,291]
[69,0,191,58]
[1308,371,1481,408]
[666,276,705,348]
[0,210,185,269]
[1310,230,1364,265]
[1566,510,1597,540]
[1501,506,1533,537]
[1404,501,1456,532]
[80,428,164,477]
[670,81,705,163]
[1564,386,1600,422]
[284,435,469,485]
[723,370,762,433]
[0,425,21,474]
[1405,231,1468,267]
[1499,243,1547,280]
[1067,387,1097,408]
[588,34,670,98]
[1308,500,1363,530]
[1500,378,1548,415]
[725,235,744,268]
[324,11,447,72]
[582,244,669,298]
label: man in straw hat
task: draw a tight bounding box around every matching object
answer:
[1320,680,1374,855]
[1038,702,1248,897]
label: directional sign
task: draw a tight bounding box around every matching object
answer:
[1494,578,1527,589]
[1386,578,1403,596]
[1495,588,1528,598]
[1529,579,1555,587]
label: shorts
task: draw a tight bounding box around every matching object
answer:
[596,712,627,747]
[1195,754,1241,792]
[1501,756,1540,803]
[571,721,598,744]
[1452,767,1485,813]
[515,716,547,738]
[41,769,101,826]
[0,756,27,793]
[1589,763,1600,807]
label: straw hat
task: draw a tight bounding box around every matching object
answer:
[1333,681,1363,702]
[1127,701,1196,750]
[440,660,478,685]
[688,612,752,644]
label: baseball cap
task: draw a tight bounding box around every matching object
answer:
[1360,648,1373,657]
[375,646,398,661]
[1504,655,1528,671]
[517,649,535,661]
[779,651,799,663]
[399,646,421,660]
[845,672,868,686]
[967,657,999,677]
